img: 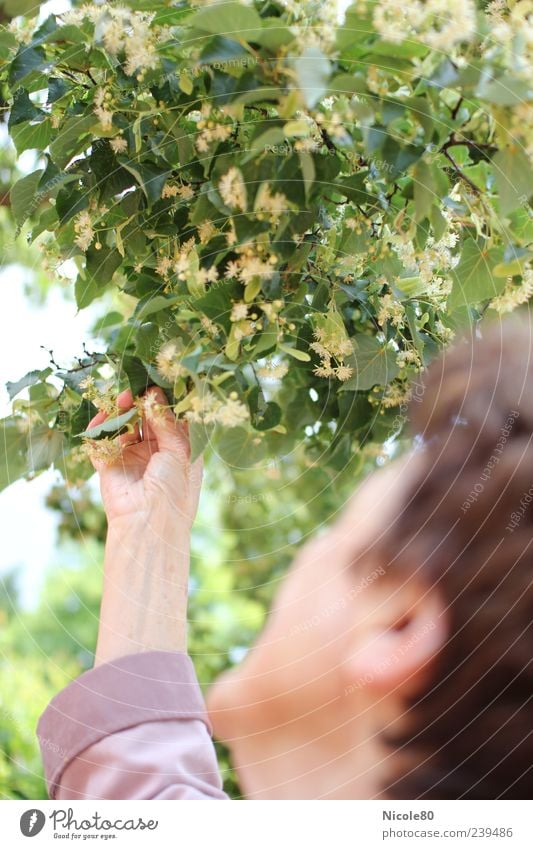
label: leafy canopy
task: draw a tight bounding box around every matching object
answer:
[1,0,532,488]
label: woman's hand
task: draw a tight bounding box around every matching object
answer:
[87,386,202,527]
[88,386,202,665]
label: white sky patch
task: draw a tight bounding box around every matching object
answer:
[0,266,97,607]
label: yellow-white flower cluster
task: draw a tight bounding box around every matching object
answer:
[310,327,354,380]
[156,342,188,382]
[256,360,289,381]
[490,269,533,314]
[254,183,289,224]
[370,382,412,409]
[161,182,194,201]
[281,0,339,47]
[197,220,218,245]
[225,245,278,285]
[93,87,114,131]
[82,437,122,465]
[184,392,249,428]
[396,348,422,370]
[191,104,233,152]
[79,376,118,415]
[377,293,405,328]
[486,0,533,81]
[219,167,247,212]
[389,231,458,301]
[64,5,162,77]
[74,211,94,252]
[230,303,249,322]
[373,0,477,49]
[110,136,128,155]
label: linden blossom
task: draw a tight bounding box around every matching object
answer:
[50,809,158,832]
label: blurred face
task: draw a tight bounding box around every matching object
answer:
[207,454,447,799]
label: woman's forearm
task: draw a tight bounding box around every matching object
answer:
[94,510,191,666]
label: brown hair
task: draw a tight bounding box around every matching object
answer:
[377,311,533,799]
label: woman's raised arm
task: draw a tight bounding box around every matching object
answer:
[36,388,228,800]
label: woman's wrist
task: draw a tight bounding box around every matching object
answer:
[94,511,191,666]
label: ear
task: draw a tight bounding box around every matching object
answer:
[341,579,447,697]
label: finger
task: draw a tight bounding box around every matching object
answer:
[86,388,134,431]
[87,409,107,430]
[116,388,134,409]
[143,386,190,460]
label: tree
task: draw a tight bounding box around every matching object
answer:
[1,0,531,488]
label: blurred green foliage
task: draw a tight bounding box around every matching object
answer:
[0,443,380,799]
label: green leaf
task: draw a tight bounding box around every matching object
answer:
[135,295,181,321]
[38,157,78,199]
[328,73,366,97]
[252,17,294,49]
[6,369,51,400]
[78,407,138,439]
[68,399,99,445]
[10,169,44,231]
[252,401,282,431]
[493,147,533,216]
[189,422,214,462]
[217,426,267,468]
[11,118,52,155]
[86,246,122,286]
[75,275,99,310]
[449,239,505,308]
[244,277,262,303]
[119,159,170,206]
[278,343,311,362]
[27,426,65,473]
[9,44,46,85]
[9,88,43,128]
[298,150,315,201]
[121,356,151,397]
[294,47,331,109]
[477,74,531,107]
[334,173,377,206]
[190,2,262,41]
[413,160,436,222]
[0,418,28,491]
[343,336,399,390]
[0,29,17,62]
[252,329,277,357]
[49,114,95,168]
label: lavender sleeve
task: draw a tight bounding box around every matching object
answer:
[36,651,228,800]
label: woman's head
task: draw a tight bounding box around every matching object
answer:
[207,312,533,799]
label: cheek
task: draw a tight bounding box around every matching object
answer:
[208,569,354,738]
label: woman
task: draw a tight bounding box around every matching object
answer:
[37,313,533,799]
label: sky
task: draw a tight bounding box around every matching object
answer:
[0,266,96,607]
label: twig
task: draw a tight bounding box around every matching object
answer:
[443,149,480,195]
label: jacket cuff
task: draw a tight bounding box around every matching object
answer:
[37,651,209,798]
